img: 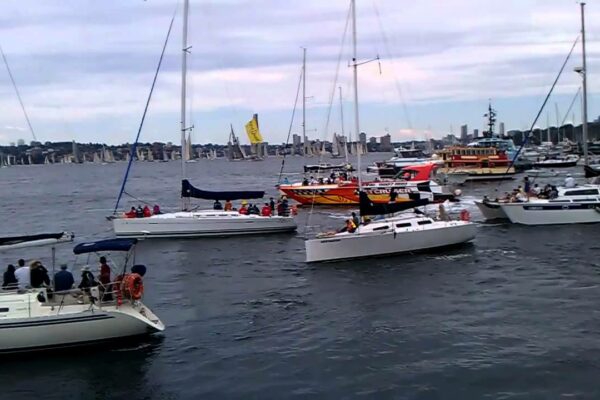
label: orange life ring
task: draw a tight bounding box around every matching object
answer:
[121,273,144,300]
[460,209,470,222]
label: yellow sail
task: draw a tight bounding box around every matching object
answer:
[245,114,263,144]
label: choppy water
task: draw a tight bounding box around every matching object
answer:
[2,155,600,399]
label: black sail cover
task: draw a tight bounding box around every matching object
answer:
[359,191,429,217]
[584,165,600,178]
[181,179,265,201]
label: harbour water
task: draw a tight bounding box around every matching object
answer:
[2,155,600,399]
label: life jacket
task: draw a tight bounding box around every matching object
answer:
[346,220,357,232]
[239,206,248,215]
[261,206,271,216]
[143,206,152,217]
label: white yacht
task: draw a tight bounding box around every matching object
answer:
[0,235,164,353]
[306,206,476,263]
[111,0,296,238]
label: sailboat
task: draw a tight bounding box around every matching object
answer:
[304,0,476,262]
[227,124,248,161]
[245,114,265,161]
[112,0,296,238]
[478,3,600,225]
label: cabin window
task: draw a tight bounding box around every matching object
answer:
[417,220,432,225]
[372,225,389,231]
[396,223,412,228]
[564,189,599,196]
[0,308,8,312]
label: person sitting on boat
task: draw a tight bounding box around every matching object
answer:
[136,206,144,218]
[78,266,98,293]
[239,201,249,215]
[213,200,223,210]
[532,184,541,196]
[564,174,576,188]
[2,264,18,290]
[269,197,275,212]
[224,199,233,211]
[14,259,29,290]
[302,177,309,186]
[143,205,152,217]
[125,207,137,218]
[98,256,112,301]
[30,261,50,288]
[54,264,75,292]
[261,203,272,217]
[549,186,559,199]
[283,177,290,184]
[338,219,357,233]
[153,204,162,215]
[351,212,360,228]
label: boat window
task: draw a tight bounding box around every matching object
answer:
[564,189,599,196]
[372,225,389,231]
[0,308,8,312]
[417,220,432,225]
[396,223,412,228]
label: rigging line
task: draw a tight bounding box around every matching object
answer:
[371,0,413,130]
[561,86,581,126]
[0,46,37,141]
[304,0,353,237]
[277,65,304,184]
[503,35,580,182]
[113,9,177,215]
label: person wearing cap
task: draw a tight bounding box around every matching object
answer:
[239,200,248,215]
[564,173,576,188]
[54,264,75,292]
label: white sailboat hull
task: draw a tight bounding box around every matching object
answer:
[474,200,509,220]
[0,299,164,353]
[499,201,600,225]
[113,210,297,238]
[305,220,476,262]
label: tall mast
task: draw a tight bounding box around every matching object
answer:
[580,2,589,165]
[181,0,190,210]
[555,102,561,143]
[302,47,307,156]
[339,86,348,163]
[351,0,361,187]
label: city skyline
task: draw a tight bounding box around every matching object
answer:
[0,1,598,146]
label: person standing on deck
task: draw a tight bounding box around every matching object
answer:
[351,212,360,228]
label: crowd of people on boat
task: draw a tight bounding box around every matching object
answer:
[2,256,144,301]
[301,172,355,186]
[485,175,567,203]
[123,204,162,218]
[212,196,296,217]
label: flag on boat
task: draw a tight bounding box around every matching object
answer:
[245,114,263,144]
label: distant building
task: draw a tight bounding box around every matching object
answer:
[499,122,505,136]
[473,129,479,139]
[292,134,302,155]
[359,132,367,146]
[460,124,468,143]
[380,134,393,152]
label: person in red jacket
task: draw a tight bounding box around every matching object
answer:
[125,207,137,218]
[239,200,248,215]
[261,203,272,216]
[143,205,152,217]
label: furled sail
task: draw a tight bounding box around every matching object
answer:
[181,179,264,200]
[245,114,263,144]
[359,191,429,217]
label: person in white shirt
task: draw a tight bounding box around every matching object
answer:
[564,174,576,188]
[14,259,30,290]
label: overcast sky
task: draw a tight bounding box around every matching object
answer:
[0,0,597,145]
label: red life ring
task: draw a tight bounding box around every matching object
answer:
[460,209,470,221]
[121,273,144,300]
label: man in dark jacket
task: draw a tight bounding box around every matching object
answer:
[54,264,75,292]
[30,261,50,288]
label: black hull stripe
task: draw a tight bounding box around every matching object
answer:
[0,314,114,329]
[0,333,154,354]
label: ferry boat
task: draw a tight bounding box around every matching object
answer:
[278,163,457,205]
[436,145,516,182]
